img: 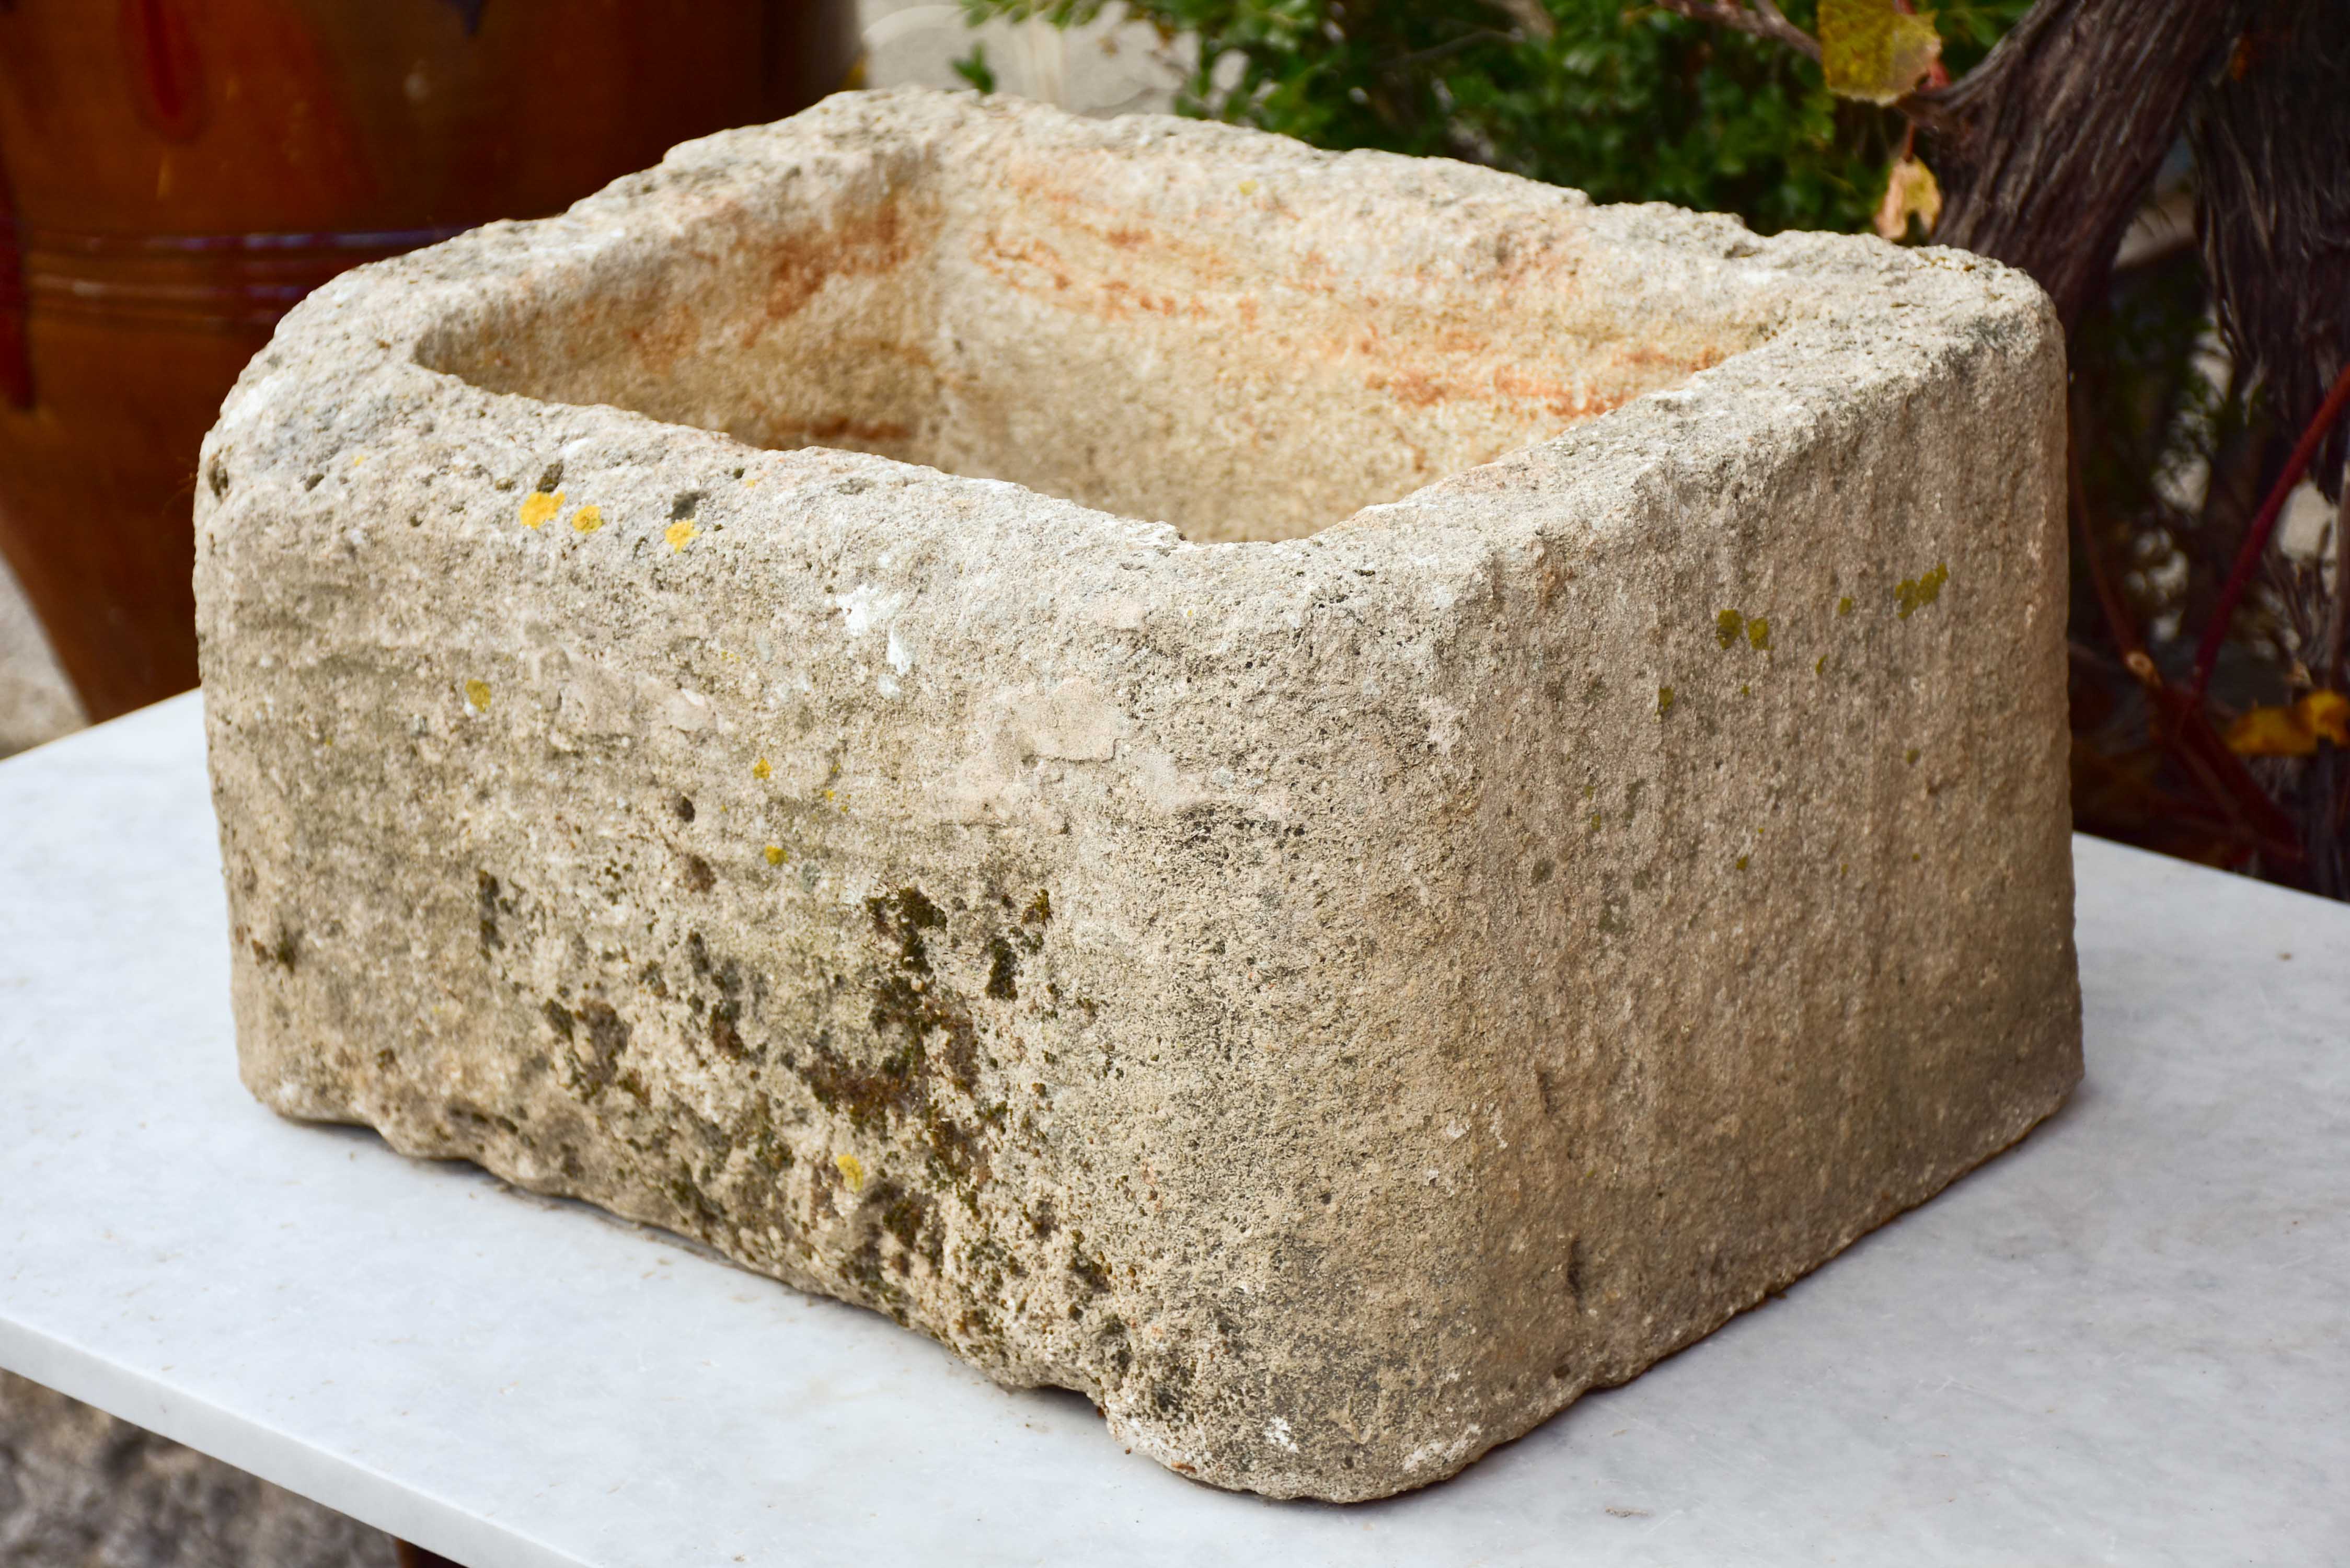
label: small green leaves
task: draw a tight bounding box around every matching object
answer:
[952,41,997,94]
[1820,0,1942,104]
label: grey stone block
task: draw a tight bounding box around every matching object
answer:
[196,88,2079,1501]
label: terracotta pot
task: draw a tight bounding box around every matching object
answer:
[0,0,858,720]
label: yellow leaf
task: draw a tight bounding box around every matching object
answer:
[1874,155,1942,240]
[2298,689,2348,746]
[1821,0,1942,105]
[2225,705,2317,758]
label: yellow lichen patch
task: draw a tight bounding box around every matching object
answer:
[1715,609,1744,649]
[1906,747,1921,765]
[1837,595,1854,617]
[1746,616,1772,651]
[1735,855,1750,871]
[518,490,563,529]
[834,1151,865,1192]
[752,757,773,780]
[463,678,492,713]
[1814,655,1827,675]
[664,517,700,551]
[571,504,604,534]
[1657,685,1676,718]
[764,844,787,866]
[1895,563,1950,619]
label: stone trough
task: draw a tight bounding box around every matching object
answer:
[195,87,2080,1502]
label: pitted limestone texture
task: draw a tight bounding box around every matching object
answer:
[197,87,2080,1503]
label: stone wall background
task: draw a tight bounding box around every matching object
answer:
[861,0,1182,116]
[0,6,1169,1560]
[0,557,84,761]
[0,1373,396,1568]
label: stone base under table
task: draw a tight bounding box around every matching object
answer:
[195,88,2079,1501]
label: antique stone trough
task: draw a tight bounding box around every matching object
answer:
[195,87,2080,1502]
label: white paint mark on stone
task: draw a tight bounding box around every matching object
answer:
[1421,696,1464,755]
[1090,595,1148,631]
[1401,1424,1483,1473]
[835,584,904,638]
[1129,750,1211,814]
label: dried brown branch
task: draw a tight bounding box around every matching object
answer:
[1651,0,1820,62]
[2191,360,2350,705]
[2194,0,2350,505]
[1918,0,2241,329]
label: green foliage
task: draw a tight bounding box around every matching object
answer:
[961,0,2030,235]
[954,40,1000,94]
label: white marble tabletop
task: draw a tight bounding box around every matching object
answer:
[3,694,2345,1566]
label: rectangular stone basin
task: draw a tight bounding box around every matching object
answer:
[195,87,2079,1503]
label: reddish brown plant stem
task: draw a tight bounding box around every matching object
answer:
[2069,406,2302,865]
[1652,0,1819,61]
[2188,359,2350,705]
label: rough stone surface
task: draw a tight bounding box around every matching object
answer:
[195,87,2081,1502]
[0,1371,395,1568]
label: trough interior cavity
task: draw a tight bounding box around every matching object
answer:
[424,137,1752,542]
